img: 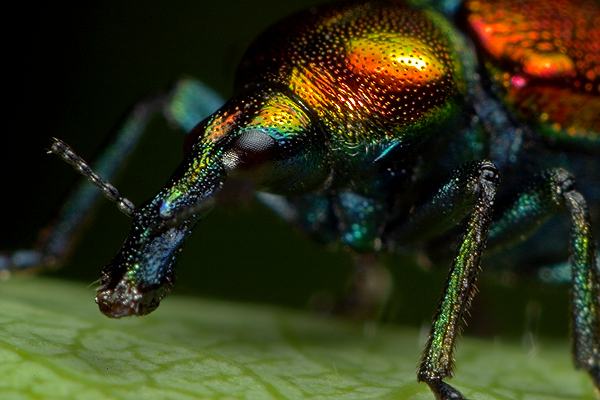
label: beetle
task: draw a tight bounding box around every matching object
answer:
[1,0,598,398]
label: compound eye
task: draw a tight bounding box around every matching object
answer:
[237,129,275,153]
[223,129,276,170]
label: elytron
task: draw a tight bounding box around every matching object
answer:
[2,0,598,398]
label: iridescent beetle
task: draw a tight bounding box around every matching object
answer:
[2,0,598,398]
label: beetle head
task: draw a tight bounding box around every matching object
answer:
[96,85,327,318]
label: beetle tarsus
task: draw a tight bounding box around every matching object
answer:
[425,379,467,400]
[589,365,599,390]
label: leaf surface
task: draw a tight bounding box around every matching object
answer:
[0,278,595,400]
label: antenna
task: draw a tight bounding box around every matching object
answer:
[49,137,136,217]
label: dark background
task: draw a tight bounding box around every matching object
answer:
[3,1,569,338]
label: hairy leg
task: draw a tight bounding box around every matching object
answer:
[386,160,499,399]
[487,168,599,387]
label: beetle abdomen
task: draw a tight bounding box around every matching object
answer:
[237,1,467,153]
[464,0,600,149]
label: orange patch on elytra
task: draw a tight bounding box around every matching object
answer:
[346,33,446,87]
[465,0,600,141]
[465,0,599,85]
[523,52,575,79]
[508,85,600,139]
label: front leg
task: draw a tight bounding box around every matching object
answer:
[0,78,223,276]
[387,160,499,399]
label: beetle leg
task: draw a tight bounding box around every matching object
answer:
[163,78,224,132]
[330,253,392,320]
[537,255,600,286]
[329,192,391,318]
[386,160,499,399]
[487,168,600,388]
[260,192,393,319]
[416,0,463,17]
[256,192,339,244]
[0,79,224,276]
[260,190,392,319]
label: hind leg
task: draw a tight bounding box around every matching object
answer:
[487,168,599,388]
[0,79,223,275]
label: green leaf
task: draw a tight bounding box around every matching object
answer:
[0,278,595,400]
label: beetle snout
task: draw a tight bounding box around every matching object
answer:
[95,212,186,318]
[96,280,161,318]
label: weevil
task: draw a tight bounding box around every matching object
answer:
[2,0,599,398]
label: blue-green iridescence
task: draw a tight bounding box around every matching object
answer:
[338,192,385,251]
